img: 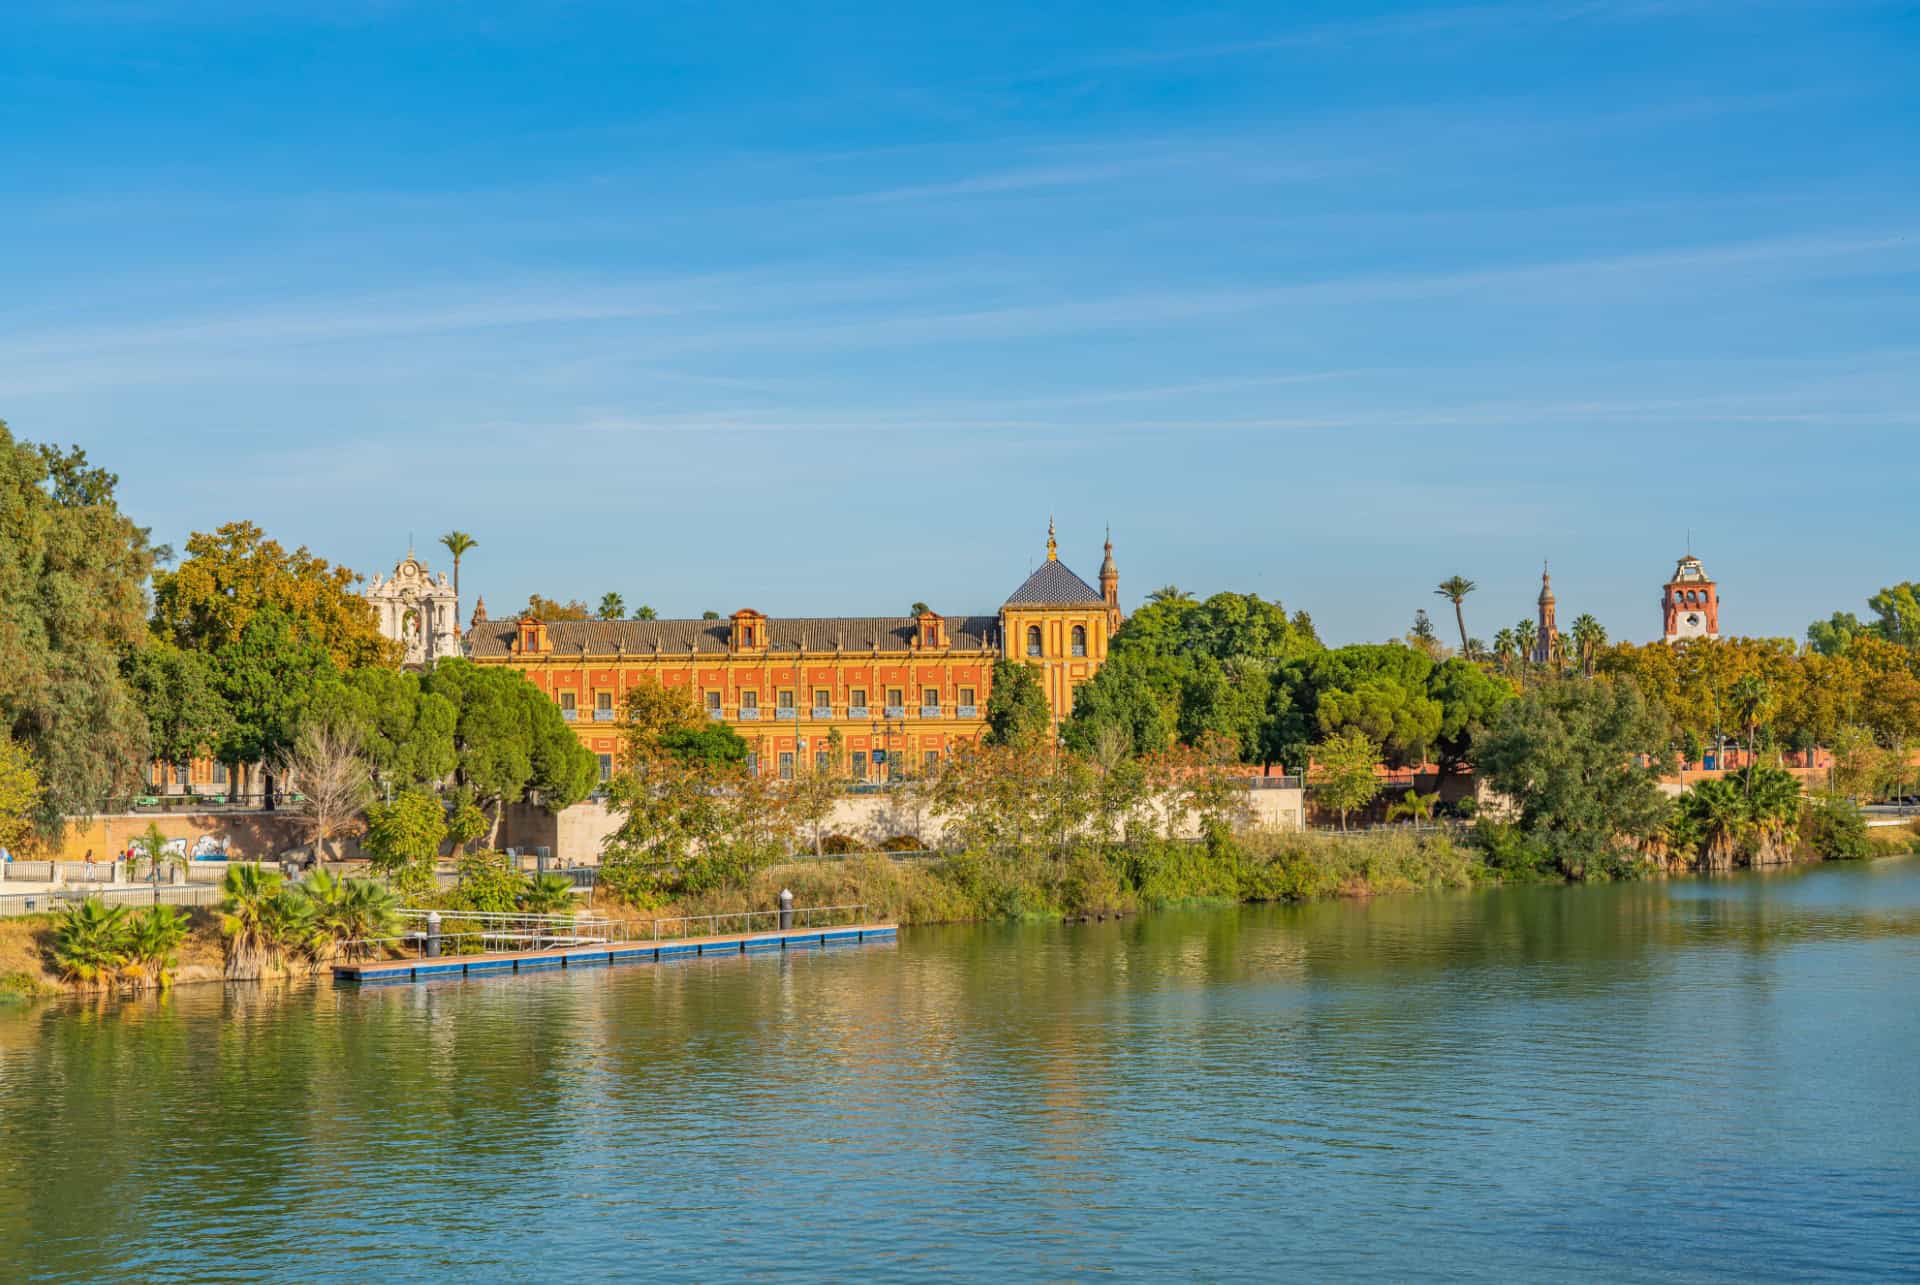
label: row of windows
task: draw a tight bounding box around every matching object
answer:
[707,686,976,710]
[744,748,946,780]
[598,744,955,784]
[558,686,980,713]
[1026,624,1089,657]
[1674,589,1710,603]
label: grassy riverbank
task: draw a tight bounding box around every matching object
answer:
[606,830,1490,928]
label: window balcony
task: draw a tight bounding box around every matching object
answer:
[560,708,578,722]
[706,708,724,721]
[884,705,906,719]
[811,707,833,721]
[919,706,943,719]
[738,707,761,721]
[956,705,978,719]
[775,707,797,721]
[847,706,870,720]
[592,709,616,722]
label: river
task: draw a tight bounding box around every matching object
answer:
[4,858,1919,1282]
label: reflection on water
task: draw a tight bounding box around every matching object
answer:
[4,858,1920,1282]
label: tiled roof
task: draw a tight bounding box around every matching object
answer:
[467,615,1001,658]
[1002,560,1106,608]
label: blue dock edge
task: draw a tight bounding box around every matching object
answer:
[335,924,898,984]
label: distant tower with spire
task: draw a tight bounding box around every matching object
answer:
[1534,563,1560,664]
[1098,526,1121,631]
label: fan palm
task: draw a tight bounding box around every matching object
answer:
[1433,577,1477,656]
[519,873,577,916]
[597,592,626,621]
[52,898,131,986]
[1744,765,1803,852]
[295,867,398,962]
[121,906,189,989]
[1146,585,1195,607]
[219,863,290,979]
[1385,790,1440,826]
[1684,777,1750,867]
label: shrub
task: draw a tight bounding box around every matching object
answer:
[449,849,529,913]
[1802,795,1870,861]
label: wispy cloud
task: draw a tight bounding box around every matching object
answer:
[1082,0,1844,69]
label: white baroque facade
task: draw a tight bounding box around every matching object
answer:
[367,551,461,667]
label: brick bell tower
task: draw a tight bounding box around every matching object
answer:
[1662,552,1719,644]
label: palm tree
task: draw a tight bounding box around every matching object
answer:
[1146,585,1195,607]
[1385,789,1440,826]
[219,863,290,980]
[1729,675,1774,791]
[597,592,626,621]
[121,906,189,990]
[1514,618,1539,668]
[133,821,182,890]
[1491,627,1518,674]
[519,873,576,916]
[1433,577,1477,656]
[636,605,658,620]
[52,898,131,987]
[439,531,478,623]
[297,868,400,963]
[1686,777,1749,867]
[1568,613,1607,676]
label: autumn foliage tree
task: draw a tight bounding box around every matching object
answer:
[151,520,397,669]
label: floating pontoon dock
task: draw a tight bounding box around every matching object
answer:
[331,905,895,984]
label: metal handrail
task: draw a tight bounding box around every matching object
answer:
[633,903,867,941]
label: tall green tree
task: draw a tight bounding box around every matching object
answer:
[0,425,157,829]
[421,659,599,841]
[1428,657,1514,776]
[1472,676,1671,877]
[212,605,338,796]
[122,641,230,780]
[984,660,1052,749]
[597,592,626,621]
[305,667,456,790]
[1433,576,1477,656]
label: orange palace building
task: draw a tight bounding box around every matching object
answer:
[466,525,1124,782]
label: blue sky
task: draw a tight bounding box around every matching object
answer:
[1,1,1916,646]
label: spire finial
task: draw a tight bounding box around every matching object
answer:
[1046,516,1058,562]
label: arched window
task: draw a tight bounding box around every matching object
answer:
[1026,625,1043,657]
[1071,625,1087,657]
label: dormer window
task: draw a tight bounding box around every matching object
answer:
[730,609,768,652]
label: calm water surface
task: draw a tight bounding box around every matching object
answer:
[4,859,1920,1282]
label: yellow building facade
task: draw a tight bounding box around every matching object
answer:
[467,526,1124,780]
